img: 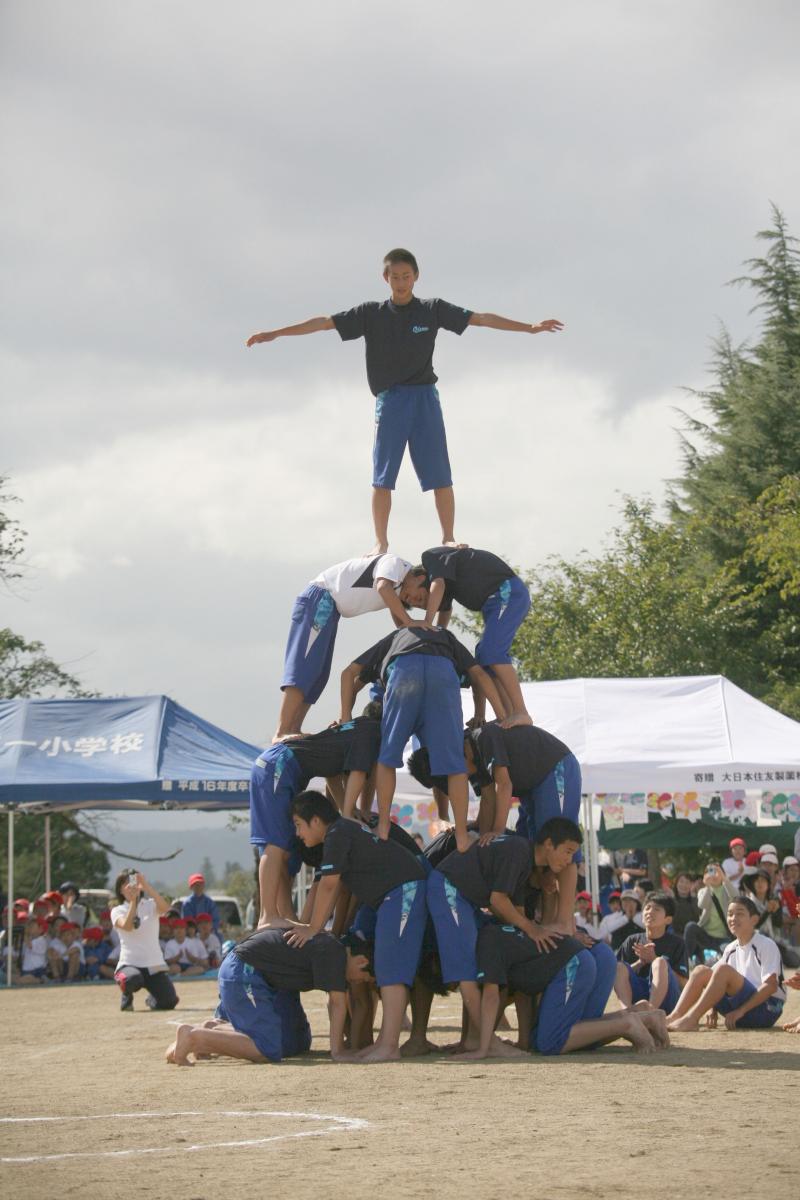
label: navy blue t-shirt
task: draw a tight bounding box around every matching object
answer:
[354,627,476,689]
[320,817,426,909]
[469,722,571,795]
[437,834,532,909]
[420,546,516,612]
[332,297,472,395]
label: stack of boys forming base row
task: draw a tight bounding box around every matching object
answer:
[165,249,791,1067]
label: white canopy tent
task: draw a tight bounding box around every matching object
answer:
[394,674,800,913]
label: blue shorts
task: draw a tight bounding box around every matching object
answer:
[535,950,596,1055]
[281,585,341,705]
[380,654,466,776]
[623,959,682,1013]
[715,979,784,1028]
[217,952,312,1062]
[426,869,480,984]
[373,384,452,492]
[475,576,531,667]
[249,745,304,849]
[516,752,583,863]
[582,941,618,1020]
[374,878,428,988]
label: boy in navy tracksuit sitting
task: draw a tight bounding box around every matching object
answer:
[286,790,428,1063]
[400,544,533,726]
[250,716,382,923]
[460,921,668,1058]
[340,626,506,852]
[246,247,563,553]
[614,892,688,1012]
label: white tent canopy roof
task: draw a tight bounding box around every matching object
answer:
[396,674,800,797]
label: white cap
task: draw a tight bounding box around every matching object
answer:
[760,853,779,866]
[758,843,778,856]
[782,855,799,868]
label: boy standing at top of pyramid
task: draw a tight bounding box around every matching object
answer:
[247,249,563,552]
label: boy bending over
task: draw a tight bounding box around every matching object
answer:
[165,925,371,1066]
[286,791,428,1062]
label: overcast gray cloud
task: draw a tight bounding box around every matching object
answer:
[2,0,799,749]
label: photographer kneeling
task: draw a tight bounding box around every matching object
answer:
[111,870,178,1013]
[683,862,736,968]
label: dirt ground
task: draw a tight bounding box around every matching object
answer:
[1,978,797,1200]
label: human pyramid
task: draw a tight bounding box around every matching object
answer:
[165,250,789,1067]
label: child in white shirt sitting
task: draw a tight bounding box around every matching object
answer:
[163,919,208,976]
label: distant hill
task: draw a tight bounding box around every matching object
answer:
[104,824,256,896]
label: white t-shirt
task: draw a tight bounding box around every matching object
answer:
[722,856,745,889]
[720,931,785,1001]
[21,936,48,972]
[202,931,222,959]
[597,910,644,943]
[111,898,168,970]
[164,936,207,965]
[312,554,412,618]
[574,914,601,941]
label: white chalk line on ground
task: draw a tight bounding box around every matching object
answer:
[0,1109,369,1164]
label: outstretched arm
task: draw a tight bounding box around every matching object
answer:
[246,316,335,346]
[468,313,563,334]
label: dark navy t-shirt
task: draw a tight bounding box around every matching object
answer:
[616,930,688,976]
[354,627,476,688]
[420,546,516,612]
[332,297,472,395]
[320,817,426,909]
[233,927,347,992]
[289,719,382,786]
[476,923,583,992]
[437,834,532,908]
[469,722,571,795]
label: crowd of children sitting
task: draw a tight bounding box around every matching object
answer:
[2,873,226,986]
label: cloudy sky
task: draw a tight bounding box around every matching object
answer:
[3,0,800,771]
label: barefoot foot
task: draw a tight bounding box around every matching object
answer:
[400,1036,438,1057]
[173,1023,195,1066]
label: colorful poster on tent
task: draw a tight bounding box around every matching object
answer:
[621,793,648,823]
[647,792,674,818]
[718,790,757,822]
[601,798,624,829]
[672,791,701,822]
[760,791,800,821]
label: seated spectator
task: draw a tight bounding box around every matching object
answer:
[740,869,779,937]
[782,973,800,1032]
[196,913,222,967]
[721,837,747,890]
[181,873,221,935]
[83,926,116,980]
[683,862,736,966]
[609,890,645,951]
[159,915,173,951]
[164,918,209,976]
[39,891,63,922]
[574,892,601,941]
[596,891,623,943]
[98,909,120,965]
[59,881,87,929]
[614,892,688,1013]
[616,848,649,889]
[48,921,84,981]
[634,879,655,903]
[779,856,799,947]
[667,895,785,1031]
[671,872,700,935]
[18,916,49,985]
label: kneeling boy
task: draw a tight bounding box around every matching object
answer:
[165,925,371,1066]
[614,892,688,1013]
[666,895,785,1031]
[287,790,428,1062]
[463,924,667,1058]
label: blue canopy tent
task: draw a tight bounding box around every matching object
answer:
[0,696,261,984]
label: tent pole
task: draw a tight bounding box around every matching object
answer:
[44,814,51,893]
[6,812,13,987]
[589,797,601,928]
[585,794,600,927]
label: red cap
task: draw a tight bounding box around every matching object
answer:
[576,891,592,903]
[36,917,50,933]
[44,890,64,905]
[195,912,213,923]
[188,873,205,887]
[171,917,188,928]
[99,909,111,920]
[729,837,746,848]
[83,926,104,941]
[609,890,622,899]
[60,921,80,932]
[745,851,761,867]
[159,915,172,925]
